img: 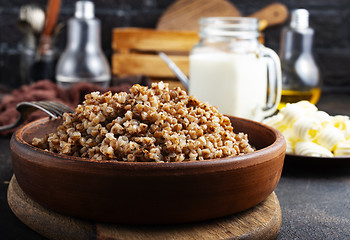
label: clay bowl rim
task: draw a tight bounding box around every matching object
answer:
[12,116,286,172]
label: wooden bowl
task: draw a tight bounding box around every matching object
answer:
[10,116,286,224]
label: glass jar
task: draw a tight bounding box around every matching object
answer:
[278,9,321,109]
[189,17,282,121]
[56,1,111,88]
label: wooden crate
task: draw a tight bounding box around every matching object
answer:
[112,28,199,89]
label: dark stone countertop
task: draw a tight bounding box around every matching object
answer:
[275,92,350,240]
[1,92,350,239]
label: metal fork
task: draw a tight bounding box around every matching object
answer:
[0,101,74,131]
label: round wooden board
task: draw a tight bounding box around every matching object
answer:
[8,175,282,240]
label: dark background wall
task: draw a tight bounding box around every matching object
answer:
[0,0,350,93]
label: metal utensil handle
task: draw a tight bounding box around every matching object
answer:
[158,52,189,90]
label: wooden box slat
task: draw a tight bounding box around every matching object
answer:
[112,28,199,53]
[112,53,189,78]
[112,28,197,82]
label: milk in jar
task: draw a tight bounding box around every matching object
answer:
[189,17,282,122]
[190,52,267,121]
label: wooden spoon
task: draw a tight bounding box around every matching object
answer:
[41,0,61,38]
[32,0,61,82]
[37,0,61,54]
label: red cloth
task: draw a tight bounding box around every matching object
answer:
[0,77,148,136]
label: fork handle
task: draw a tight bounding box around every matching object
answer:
[0,105,38,132]
[0,116,25,131]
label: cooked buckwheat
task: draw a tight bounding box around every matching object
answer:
[32,82,254,162]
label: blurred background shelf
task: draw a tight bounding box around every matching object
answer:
[0,0,349,94]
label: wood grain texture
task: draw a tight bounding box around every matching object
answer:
[10,117,285,224]
[42,0,61,37]
[249,3,288,27]
[112,53,189,77]
[156,0,241,31]
[8,176,282,240]
[156,1,288,31]
[112,28,199,52]
[112,28,197,80]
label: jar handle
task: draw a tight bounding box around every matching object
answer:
[259,46,282,118]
